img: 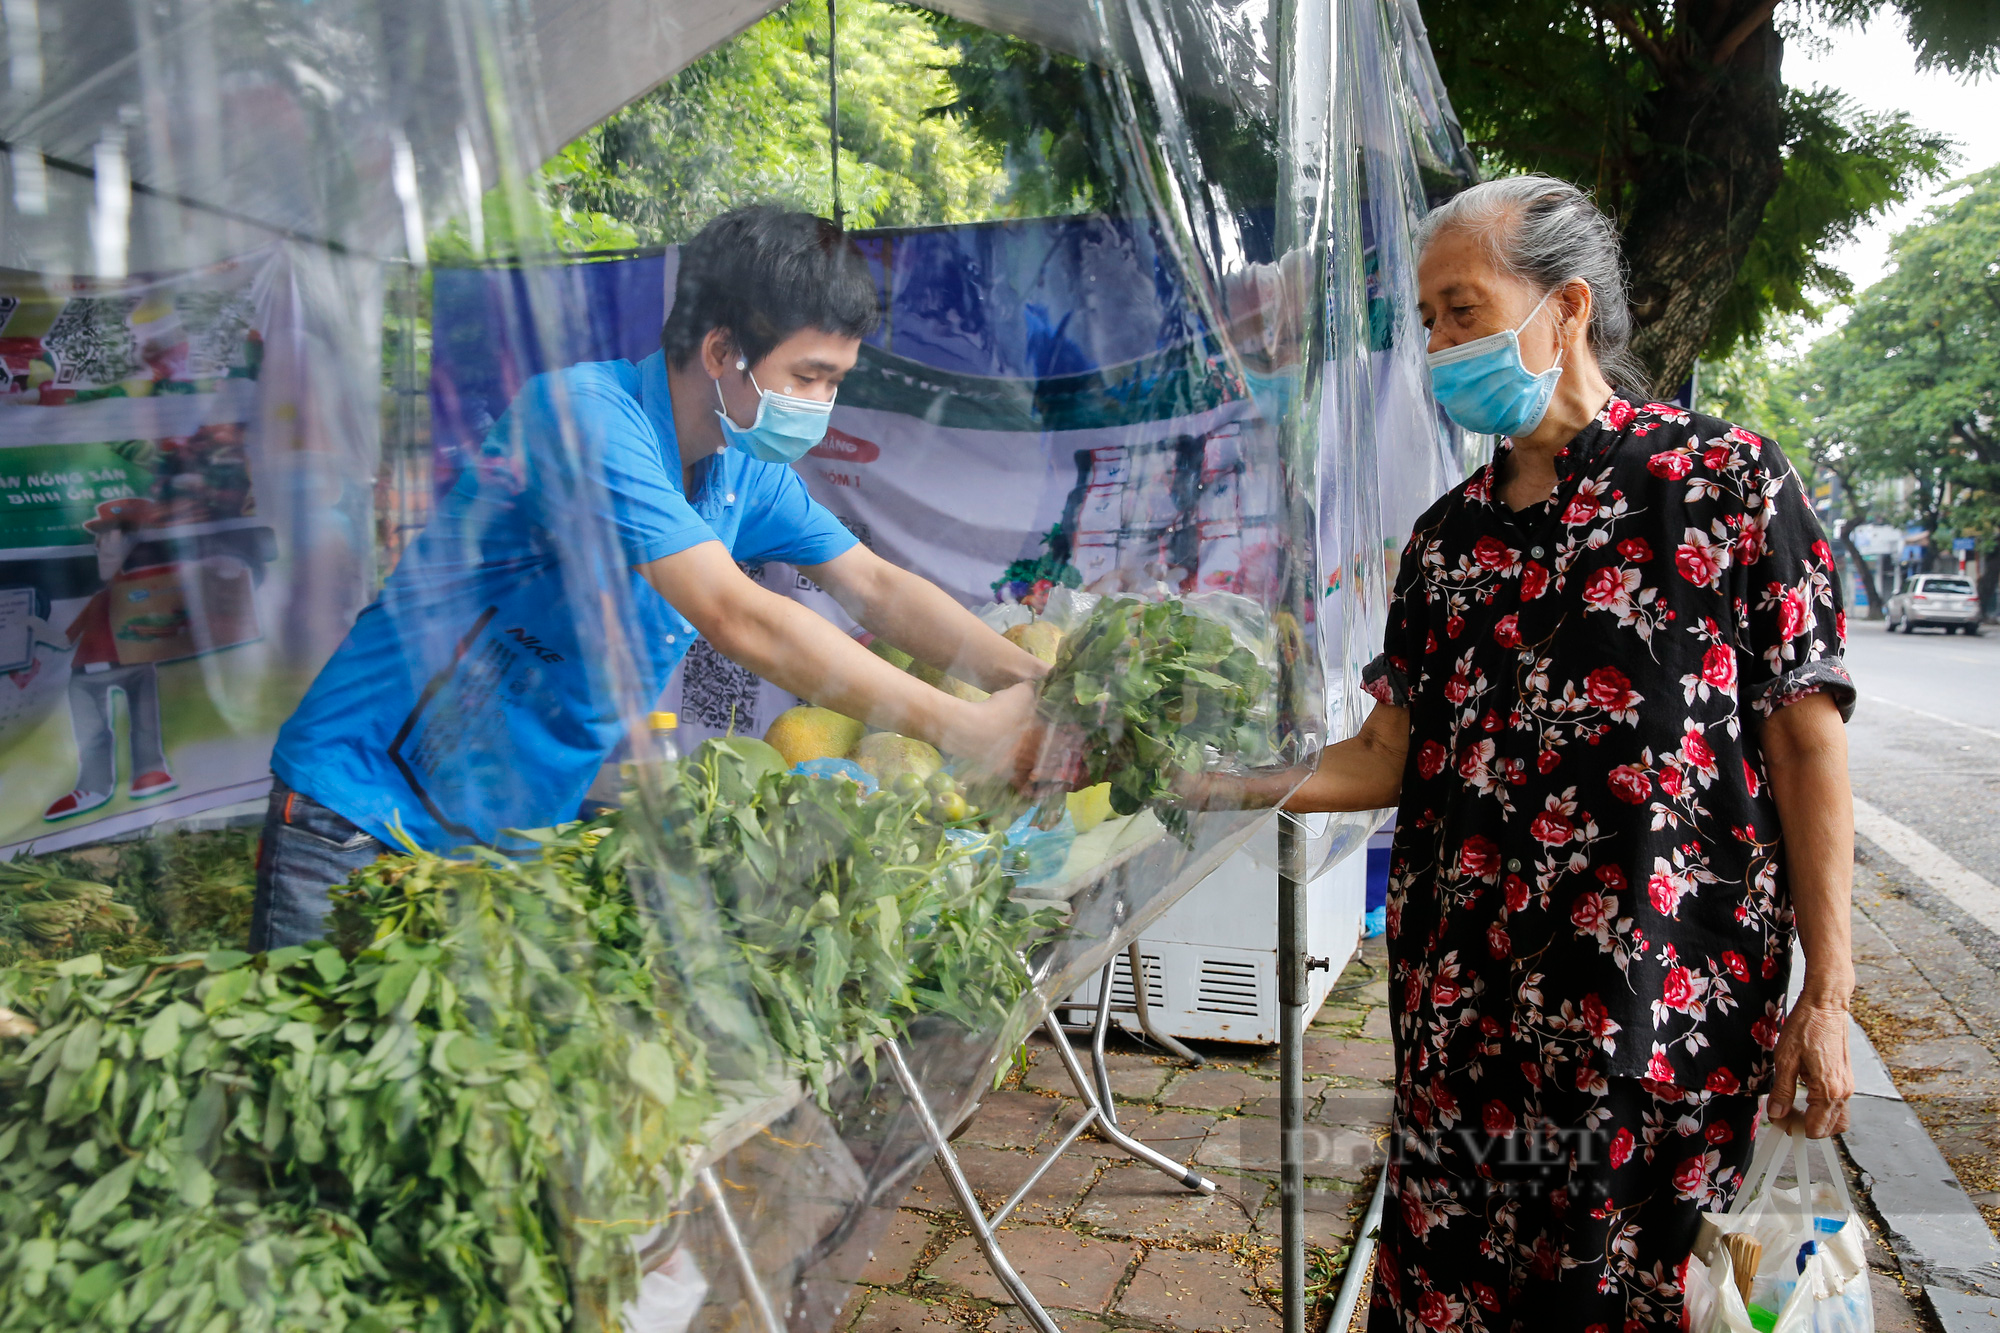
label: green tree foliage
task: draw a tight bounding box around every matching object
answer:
[1792,165,2000,600]
[536,0,1011,246]
[1419,0,1986,390]
[918,16,1279,219]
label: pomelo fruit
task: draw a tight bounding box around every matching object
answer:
[909,659,989,702]
[868,638,914,671]
[852,733,944,785]
[1004,620,1065,665]
[763,706,867,768]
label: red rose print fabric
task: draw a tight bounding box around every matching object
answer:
[1358,397,1852,1331]
[1368,1059,1764,1333]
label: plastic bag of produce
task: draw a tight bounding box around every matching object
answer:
[1686,1127,1873,1333]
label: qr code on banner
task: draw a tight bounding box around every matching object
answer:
[45,296,141,385]
[679,638,763,733]
[175,290,257,377]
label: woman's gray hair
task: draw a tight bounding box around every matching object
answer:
[1417,174,1652,397]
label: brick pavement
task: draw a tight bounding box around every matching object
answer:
[838,918,1937,1333]
[839,938,1393,1333]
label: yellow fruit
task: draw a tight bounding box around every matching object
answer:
[763,707,867,768]
[1004,620,1066,665]
[868,639,914,671]
[909,660,988,702]
[1066,783,1116,834]
[852,733,944,785]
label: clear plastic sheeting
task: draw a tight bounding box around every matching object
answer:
[0,2,1463,1330]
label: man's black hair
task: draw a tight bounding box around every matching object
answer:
[662,206,879,367]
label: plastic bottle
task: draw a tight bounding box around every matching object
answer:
[626,711,680,776]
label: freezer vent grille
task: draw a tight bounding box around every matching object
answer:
[1195,958,1262,1016]
[1108,953,1167,1010]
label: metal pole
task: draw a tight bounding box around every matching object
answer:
[825,0,842,229]
[1278,810,1308,1333]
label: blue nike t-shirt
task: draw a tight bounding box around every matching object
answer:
[272,350,856,852]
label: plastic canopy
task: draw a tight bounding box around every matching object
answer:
[0,0,1473,1328]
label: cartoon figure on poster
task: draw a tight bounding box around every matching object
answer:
[41,495,263,820]
[43,498,177,818]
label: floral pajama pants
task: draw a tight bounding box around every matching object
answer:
[1367,1054,1763,1333]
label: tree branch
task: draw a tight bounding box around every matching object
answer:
[1711,0,1781,67]
[1579,1,1678,79]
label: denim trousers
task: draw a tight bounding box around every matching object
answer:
[248,777,386,950]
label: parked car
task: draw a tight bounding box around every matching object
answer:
[1884,575,1984,634]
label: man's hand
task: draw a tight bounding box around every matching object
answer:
[939,682,1045,789]
[1767,993,1854,1138]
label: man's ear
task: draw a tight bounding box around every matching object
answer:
[699,326,738,378]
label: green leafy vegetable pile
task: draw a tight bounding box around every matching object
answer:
[0,740,1058,1332]
[0,830,259,969]
[1037,595,1278,826]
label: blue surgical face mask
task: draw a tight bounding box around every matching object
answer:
[1425,291,1564,438]
[714,367,835,465]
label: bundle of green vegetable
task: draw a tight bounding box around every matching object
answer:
[0,740,1058,1332]
[1036,595,1278,826]
[0,830,259,969]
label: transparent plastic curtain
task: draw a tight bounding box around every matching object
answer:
[0,2,1435,1332]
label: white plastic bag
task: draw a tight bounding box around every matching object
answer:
[1688,1127,1873,1333]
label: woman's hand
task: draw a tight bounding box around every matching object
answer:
[1173,765,1314,812]
[1766,989,1855,1138]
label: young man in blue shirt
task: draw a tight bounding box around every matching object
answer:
[251,207,1048,949]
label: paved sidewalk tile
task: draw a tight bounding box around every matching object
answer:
[1312,1087,1396,1128]
[1251,1183,1367,1252]
[1065,1108,1218,1162]
[927,1228,1135,1310]
[955,1090,1066,1152]
[1301,1035,1396,1083]
[1197,1114,1380,1180]
[1072,1160,1261,1241]
[1024,1051,1173,1102]
[856,1209,941,1287]
[1159,1068,1279,1112]
[1114,1248,1281,1331]
[904,1146,1102,1224]
[845,1291,978,1332]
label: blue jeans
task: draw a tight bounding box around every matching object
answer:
[249,778,386,950]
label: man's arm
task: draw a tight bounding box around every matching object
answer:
[803,544,1048,692]
[1758,690,1856,1138]
[637,541,1035,775]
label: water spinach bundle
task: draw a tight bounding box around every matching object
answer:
[0,740,1057,1332]
[1037,595,1278,824]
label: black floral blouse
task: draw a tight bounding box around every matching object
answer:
[1363,394,1854,1096]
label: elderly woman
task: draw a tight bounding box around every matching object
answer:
[1285,175,1857,1330]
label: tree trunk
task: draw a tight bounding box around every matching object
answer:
[1618,10,1789,392]
[1981,537,2000,620]
[1839,532,1887,621]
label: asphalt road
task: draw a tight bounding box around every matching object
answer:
[1843,618,2000,889]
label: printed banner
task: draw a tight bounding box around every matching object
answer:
[0,248,377,854]
[431,219,1311,754]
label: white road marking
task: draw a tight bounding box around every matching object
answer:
[1862,693,2000,745]
[1852,796,2000,940]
